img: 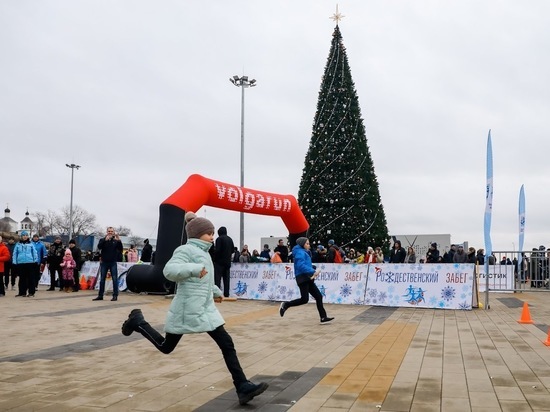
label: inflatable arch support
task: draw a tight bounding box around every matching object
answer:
[126,174,309,293]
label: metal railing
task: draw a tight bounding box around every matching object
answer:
[480,250,549,309]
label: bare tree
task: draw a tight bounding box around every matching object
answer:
[113,226,132,236]
[0,221,12,233]
[129,235,143,246]
[58,205,98,236]
[34,211,54,236]
[34,210,62,236]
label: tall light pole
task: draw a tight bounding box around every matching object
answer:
[229,75,256,250]
[65,163,81,242]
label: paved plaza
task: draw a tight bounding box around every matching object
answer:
[1,288,550,411]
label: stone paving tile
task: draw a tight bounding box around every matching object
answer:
[499,400,538,412]
[3,290,550,411]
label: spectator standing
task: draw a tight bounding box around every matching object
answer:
[31,234,47,288]
[327,239,343,263]
[273,239,289,263]
[476,249,485,266]
[13,231,38,297]
[452,245,468,263]
[312,245,327,263]
[467,247,477,264]
[93,227,123,301]
[0,236,11,296]
[47,236,65,291]
[141,239,153,262]
[426,243,440,263]
[120,212,269,406]
[250,249,262,263]
[279,237,334,323]
[214,226,234,297]
[127,245,138,263]
[239,245,251,263]
[364,247,376,263]
[68,239,82,291]
[232,247,240,263]
[443,245,457,263]
[60,249,76,293]
[375,247,384,263]
[389,240,406,263]
[404,246,416,263]
[4,237,17,291]
[259,244,271,261]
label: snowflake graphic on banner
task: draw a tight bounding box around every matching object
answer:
[258,281,268,294]
[441,286,456,302]
[340,283,353,297]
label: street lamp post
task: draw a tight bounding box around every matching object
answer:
[229,75,256,250]
[65,163,81,242]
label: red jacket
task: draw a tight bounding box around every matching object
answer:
[0,243,10,272]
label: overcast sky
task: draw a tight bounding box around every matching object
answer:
[2,1,549,253]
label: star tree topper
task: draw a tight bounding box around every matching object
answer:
[330,5,345,24]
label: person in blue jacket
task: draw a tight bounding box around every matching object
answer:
[120,212,268,406]
[279,237,334,323]
[31,234,47,288]
[13,231,38,297]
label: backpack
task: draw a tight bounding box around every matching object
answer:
[332,246,343,263]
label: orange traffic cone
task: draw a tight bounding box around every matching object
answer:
[517,302,534,324]
[544,328,550,346]
[79,275,88,290]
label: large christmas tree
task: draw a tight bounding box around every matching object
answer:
[298,24,389,253]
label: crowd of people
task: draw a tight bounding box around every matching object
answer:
[0,231,84,297]
[0,230,155,298]
[225,239,550,290]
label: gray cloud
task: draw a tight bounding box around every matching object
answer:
[2,1,549,253]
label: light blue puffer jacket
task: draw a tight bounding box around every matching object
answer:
[13,241,38,265]
[163,238,224,334]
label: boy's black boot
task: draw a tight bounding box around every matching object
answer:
[121,309,145,336]
[237,381,269,405]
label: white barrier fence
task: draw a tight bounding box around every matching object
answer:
[39,261,138,292]
[39,261,481,309]
[477,264,514,293]
[230,262,475,310]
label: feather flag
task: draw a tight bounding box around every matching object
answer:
[518,184,525,278]
[484,130,493,265]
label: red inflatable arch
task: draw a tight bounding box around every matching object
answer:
[163,174,309,234]
[126,174,309,293]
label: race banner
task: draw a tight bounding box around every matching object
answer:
[230,262,367,305]
[230,262,475,309]
[364,263,474,310]
[477,264,514,293]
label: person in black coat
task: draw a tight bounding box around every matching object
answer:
[389,240,406,263]
[93,227,123,301]
[141,239,153,262]
[273,239,289,263]
[214,226,234,297]
[426,243,440,263]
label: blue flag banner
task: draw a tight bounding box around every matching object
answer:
[484,130,493,264]
[518,184,525,276]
